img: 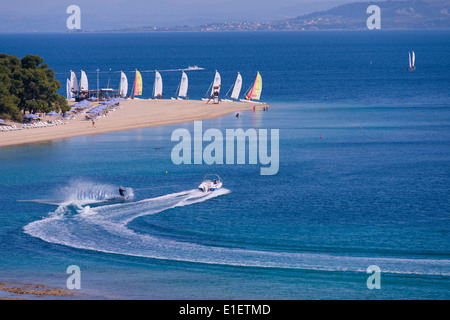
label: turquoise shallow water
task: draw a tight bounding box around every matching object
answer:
[0,31,449,299]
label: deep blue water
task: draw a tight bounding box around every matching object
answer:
[0,31,449,299]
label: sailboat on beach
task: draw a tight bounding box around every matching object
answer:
[68,71,78,99]
[222,72,243,102]
[202,70,221,101]
[240,72,264,104]
[79,70,89,92]
[119,71,128,98]
[407,51,416,71]
[66,78,73,100]
[132,70,143,98]
[153,71,163,99]
[172,71,188,100]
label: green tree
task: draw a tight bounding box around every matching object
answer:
[0,53,69,121]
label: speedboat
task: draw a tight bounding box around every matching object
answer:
[198,174,222,192]
[186,65,203,70]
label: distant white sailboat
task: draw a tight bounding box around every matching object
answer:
[407,50,416,71]
[153,71,163,99]
[119,71,128,98]
[172,71,188,100]
[222,72,242,102]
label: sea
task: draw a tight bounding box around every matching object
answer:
[0,30,449,300]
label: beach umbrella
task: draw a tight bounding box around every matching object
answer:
[24,114,39,119]
[71,100,91,108]
[0,119,4,123]
[46,111,60,116]
[99,100,116,105]
[87,107,103,113]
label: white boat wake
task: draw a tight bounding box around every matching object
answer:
[23,183,450,276]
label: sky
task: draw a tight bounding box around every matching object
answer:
[0,0,373,32]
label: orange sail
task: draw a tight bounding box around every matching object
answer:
[133,70,143,96]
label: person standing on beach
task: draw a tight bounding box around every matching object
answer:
[92,119,95,128]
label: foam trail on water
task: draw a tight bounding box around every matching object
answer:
[24,188,450,276]
[23,179,134,207]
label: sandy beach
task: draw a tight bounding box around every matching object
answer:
[0,99,263,148]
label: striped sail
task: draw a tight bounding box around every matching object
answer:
[230,72,242,100]
[245,72,262,100]
[119,71,128,98]
[154,71,163,97]
[133,70,143,96]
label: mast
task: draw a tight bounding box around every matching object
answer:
[132,69,136,99]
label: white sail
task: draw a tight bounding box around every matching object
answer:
[79,70,88,91]
[230,72,242,100]
[412,51,415,67]
[66,78,72,100]
[210,70,221,96]
[119,71,128,97]
[178,71,188,98]
[409,52,412,69]
[153,71,163,97]
[70,71,78,92]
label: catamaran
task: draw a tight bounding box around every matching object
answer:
[407,51,416,71]
[132,70,143,98]
[70,70,89,100]
[119,71,128,98]
[67,70,78,99]
[240,71,264,104]
[222,72,242,102]
[172,71,188,100]
[153,71,163,99]
[70,71,78,93]
[202,70,221,101]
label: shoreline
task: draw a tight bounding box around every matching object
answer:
[0,99,265,148]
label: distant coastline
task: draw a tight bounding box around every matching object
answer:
[88,0,449,33]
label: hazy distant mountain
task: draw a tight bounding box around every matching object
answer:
[280,0,450,30]
[106,0,449,32]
